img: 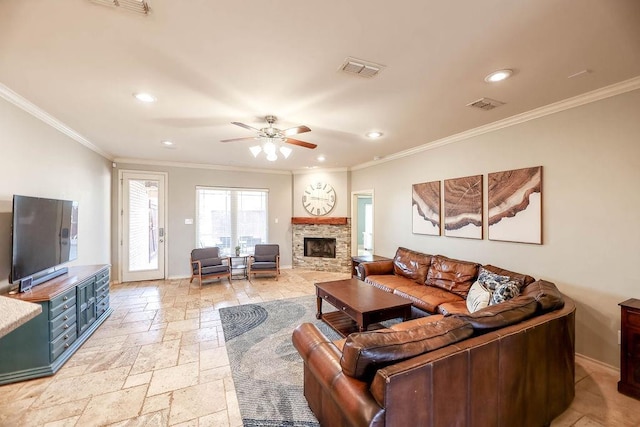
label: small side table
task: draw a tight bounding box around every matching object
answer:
[351,254,391,279]
[619,298,640,400]
[230,255,249,280]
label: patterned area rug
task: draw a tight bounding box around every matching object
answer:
[220,295,340,427]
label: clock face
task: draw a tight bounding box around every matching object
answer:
[303,182,336,216]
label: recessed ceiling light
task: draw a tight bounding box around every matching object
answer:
[161,140,173,146]
[134,92,156,103]
[317,155,326,162]
[484,69,513,83]
[366,131,383,139]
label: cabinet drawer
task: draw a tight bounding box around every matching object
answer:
[96,283,110,300]
[50,329,77,361]
[50,314,76,341]
[50,289,77,319]
[97,296,110,317]
[96,269,110,285]
[50,305,76,334]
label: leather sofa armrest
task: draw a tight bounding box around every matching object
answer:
[359,260,394,280]
[292,323,384,426]
[521,279,564,312]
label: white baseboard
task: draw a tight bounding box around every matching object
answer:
[575,352,619,372]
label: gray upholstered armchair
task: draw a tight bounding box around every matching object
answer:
[248,244,280,281]
[190,247,231,285]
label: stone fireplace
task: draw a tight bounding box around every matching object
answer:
[292,217,351,273]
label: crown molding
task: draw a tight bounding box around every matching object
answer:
[351,75,640,171]
[0,82,113,160]
[291,166,349,175]
[113,157,293,175]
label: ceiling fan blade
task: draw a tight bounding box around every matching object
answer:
[231,122,261,132]
[285,138,317,149]
[220,136,259,143]
[282,125,311,136]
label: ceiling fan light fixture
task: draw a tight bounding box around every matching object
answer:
[249,146,262,157]
[262,140,277,155]
[266,152,278,162]
[280,146,292,159]
[484,69,513,83]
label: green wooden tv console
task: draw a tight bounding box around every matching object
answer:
[0,265,112,385]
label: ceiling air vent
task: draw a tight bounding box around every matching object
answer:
[340,57,385,78]
[89,0,150,14]
[466,97,505,111]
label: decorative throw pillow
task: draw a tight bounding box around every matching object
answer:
[466,281,493,313]
[490,282,521,305]
[477,266,517,291]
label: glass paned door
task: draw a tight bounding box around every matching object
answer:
[121,172,166,282]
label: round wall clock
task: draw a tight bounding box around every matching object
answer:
[303,182,336,216]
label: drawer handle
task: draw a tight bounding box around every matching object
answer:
[63,296,68,301]
[324,295,328,299]
[64,343,70,348]
[342,306,347,311]
[64,324,69,329]
[64,334,69,339]
[63,304,68,310]
[63,316,68,320]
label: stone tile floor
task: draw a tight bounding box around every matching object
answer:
[0,268,638,426]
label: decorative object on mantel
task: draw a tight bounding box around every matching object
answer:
[488,166,542,244]
[303,182,336,216]
[412,180,441,235]
[444,174,483,239]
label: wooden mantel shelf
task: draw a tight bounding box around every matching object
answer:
[291,217,348,225]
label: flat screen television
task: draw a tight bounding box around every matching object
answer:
[11,195,78,289]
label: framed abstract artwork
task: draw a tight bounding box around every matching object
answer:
[412,181,441,235]
[444,175,483,239]
[488,166,542,244]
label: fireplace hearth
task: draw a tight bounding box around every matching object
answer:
[304,237,337,258]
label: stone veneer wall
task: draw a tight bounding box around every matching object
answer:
[292,220,351,273]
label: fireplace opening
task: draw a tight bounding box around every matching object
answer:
[304,237,336,258]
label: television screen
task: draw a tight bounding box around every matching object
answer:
[11,195,78,283]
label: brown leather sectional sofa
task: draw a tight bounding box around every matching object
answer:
[293,247,575,427]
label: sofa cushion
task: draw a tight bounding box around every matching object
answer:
[466,281,493,313]
[438,300,470,316]
[426,255,479,298]
[521,280,564,312]
[365,275,413,293]
[393,284,463,313]
[490,282,520,305]
[482,264,535,290]
[253,254,275,262]
[392,247,432,284]
[340,317,473,381]
[454,296,538,330]
[477,266,519,291]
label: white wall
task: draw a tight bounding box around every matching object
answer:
[351,89,640,367]
[292,170,349,217]
[111,163,293,280]
[0,97,112,294]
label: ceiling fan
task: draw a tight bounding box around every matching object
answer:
[221,115,317,150]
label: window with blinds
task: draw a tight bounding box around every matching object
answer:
[196,187,268,256]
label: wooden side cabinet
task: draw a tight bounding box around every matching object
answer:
[0,265,111,385]
[619,298,640,399]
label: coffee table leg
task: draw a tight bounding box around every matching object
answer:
[316,296,322,319]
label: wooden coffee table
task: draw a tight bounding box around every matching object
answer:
[315,278,412,337]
